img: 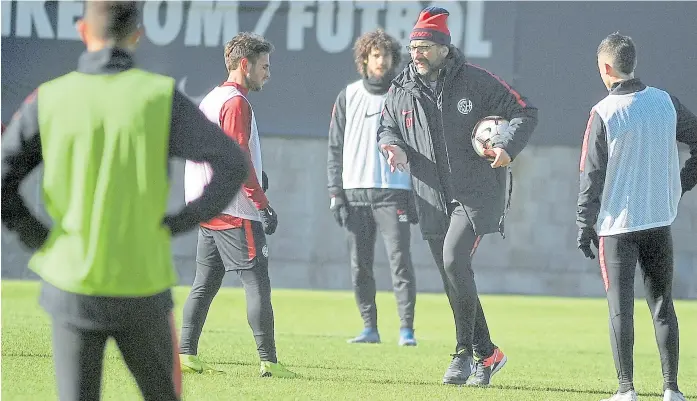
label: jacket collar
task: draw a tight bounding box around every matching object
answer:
[609,78,646,95]
[77,47,135,75]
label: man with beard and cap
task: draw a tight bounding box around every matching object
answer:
[327,29,418,346]
[377,7,538,385]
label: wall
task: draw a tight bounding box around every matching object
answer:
[3,138,696,299]
[3,1,697,146]
[2,1,696,298]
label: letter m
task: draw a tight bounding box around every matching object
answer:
[184,1,238,47]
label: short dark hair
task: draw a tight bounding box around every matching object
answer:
[84,1,140,43]
[224,33,275,72]
[597,32,637,75]
[353,29,401,77]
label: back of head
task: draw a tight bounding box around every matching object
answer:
[597,32,637,75]
[84,1,140,45]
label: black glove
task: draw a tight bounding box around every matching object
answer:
[262,171,269,192]
[330,196,349,227]
[162,213,196,236]
[577,227,600,259]
[260,205,278,235]
[13,216,49,250]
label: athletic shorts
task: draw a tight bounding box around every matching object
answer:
[196,222,268,271]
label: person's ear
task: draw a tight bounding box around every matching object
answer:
[124,27,142,49]
[604,62,613,76]
[76,19,88,45]
[240,57,249,73]
[131,26,143,46]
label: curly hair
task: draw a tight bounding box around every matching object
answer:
[224,32,275,72]
[353,29,401,77]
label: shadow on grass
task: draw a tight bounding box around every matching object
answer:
[213,360,383,372]
[204,328,354,340]
[493,384,663,398]
[0,352,668,398]
[283,373,665,398]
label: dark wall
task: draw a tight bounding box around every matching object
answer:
[2,1,696,147]
[514,1,697,148]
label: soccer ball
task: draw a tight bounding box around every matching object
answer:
[471,116,511,160]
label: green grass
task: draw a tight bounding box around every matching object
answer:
[2,280,695,401]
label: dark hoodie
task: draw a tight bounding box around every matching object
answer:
[378,47,538,239]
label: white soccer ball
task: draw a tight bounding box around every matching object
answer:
[471,116,511,160]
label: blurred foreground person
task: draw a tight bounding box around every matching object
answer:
[1,2,247,400]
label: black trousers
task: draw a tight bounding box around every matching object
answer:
[52,312,180,401]
[179,225,276,363]
[599,225,680,393]
[426,203,495,358]
[346,204,416,329]
[39,283,180,401]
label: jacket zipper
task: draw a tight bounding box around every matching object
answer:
[407,78,449,216]
[437,73,452,213]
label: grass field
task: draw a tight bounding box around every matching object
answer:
[1,280,695,401]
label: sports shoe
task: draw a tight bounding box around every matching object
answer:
[465,346,507,386]
[260,361,298,378]
[664,390,687,401]
[179,354,224,374]
[442,349,474,385]
[600,390,638,401]
[398,328,417,346]
[347,328,381,344]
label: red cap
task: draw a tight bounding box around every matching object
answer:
[410,7,451,46]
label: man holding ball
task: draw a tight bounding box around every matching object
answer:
[377,6,538,386]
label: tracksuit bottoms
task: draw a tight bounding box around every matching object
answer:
[599,225,680,393]
[346,203,416,330]
[179,224,277,363]
[41,284,181,401]
[425,202,496,359]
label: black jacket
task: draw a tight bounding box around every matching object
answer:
[377,47,538,239]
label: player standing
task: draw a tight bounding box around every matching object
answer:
[577,32,697,401]
[377,6,538,385]
[327,29,418,346]
[0,2,248,400]
[178,32,296,379]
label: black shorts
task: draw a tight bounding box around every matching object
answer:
[196,222,267,271]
